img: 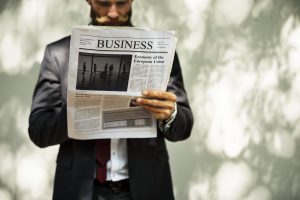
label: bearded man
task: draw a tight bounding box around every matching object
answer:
[28,0,193,199]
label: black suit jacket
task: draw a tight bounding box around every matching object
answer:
[28,36,193,200]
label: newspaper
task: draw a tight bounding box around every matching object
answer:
[67,26,177,139]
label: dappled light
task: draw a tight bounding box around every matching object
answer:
[185,0,300,199]
[1,0,300,199]
[214,0,253,26]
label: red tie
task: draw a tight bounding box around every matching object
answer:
[95,139,110,183]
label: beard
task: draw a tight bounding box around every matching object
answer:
[89,9,132,26]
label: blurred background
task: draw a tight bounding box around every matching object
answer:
[1,0,300,199]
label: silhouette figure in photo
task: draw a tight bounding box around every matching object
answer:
[103,63,108,88]
[109,64,114,79]
[120,64,128,89]
[91,63,97,88]
[108,64,114,87]
[83,62,87,77]
[104,63,108,75]
[99,63,109,89]
[79,62,87,89]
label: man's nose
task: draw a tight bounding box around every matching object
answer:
[107,4,119,19]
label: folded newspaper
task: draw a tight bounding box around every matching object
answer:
[67,26,177,139]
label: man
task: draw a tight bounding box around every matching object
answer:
[108,64,114,80]
[28,0,193,199]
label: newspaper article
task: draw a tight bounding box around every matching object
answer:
[67,26,176,139]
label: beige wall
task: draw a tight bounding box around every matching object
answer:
[1,0,300,199]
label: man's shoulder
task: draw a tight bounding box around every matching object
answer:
[46,35,71,51]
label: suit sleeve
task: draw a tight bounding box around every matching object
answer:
[161,52,194,141]
[28,45,69,148]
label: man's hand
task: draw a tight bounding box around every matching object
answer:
[136,90,177,120]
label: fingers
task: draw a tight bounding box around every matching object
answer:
[142,90,176,102]
[136,97,174,109]
[142,105,173,120]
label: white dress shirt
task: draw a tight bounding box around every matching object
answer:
[106,139,129,181]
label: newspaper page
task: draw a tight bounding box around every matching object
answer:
[67,26,177,140]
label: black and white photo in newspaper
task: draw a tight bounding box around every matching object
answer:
[76,53,132,91]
